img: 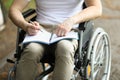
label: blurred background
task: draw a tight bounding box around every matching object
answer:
[0,0,120,80]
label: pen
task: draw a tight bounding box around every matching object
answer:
[29,21,43,32]
[49,32,53,42]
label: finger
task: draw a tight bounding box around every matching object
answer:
[28,23,36,29]
[29,30,39,36]
[28,30,35,36]
[57,30,66,37]
[29,21,40,30]
[60,31,65,37]
[33,21,39,25]
[55,27,62,37]
[54,27,59,36]
[58,30,63,37]
[55,26,64,36]
[61,30,67,36]
[62,31,67,36]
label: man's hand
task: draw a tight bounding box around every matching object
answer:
[55,18,74,37]
[26,21,41,36]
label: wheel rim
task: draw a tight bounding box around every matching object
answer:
[71,68,81,80]
[8,66,16,80]
[90,32,111,80]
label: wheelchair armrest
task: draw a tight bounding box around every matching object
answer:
[22,9,36,18]
[78,21,94,31]
[18,29,26,44]
[78,22,86,31]
[14,29,26,59]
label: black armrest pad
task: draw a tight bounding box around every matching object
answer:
[18,30,26,43]
[22,9,36,18]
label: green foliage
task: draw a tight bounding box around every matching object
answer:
[6,0,13,9]
[2,0,35,11]
[2,0,13,10]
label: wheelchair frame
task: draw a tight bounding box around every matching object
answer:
[7,8,111,80]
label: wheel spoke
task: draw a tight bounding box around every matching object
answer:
[94,39,105,68]
[93,68,100,78]
[95,39,104,62]
[90,29,111,80]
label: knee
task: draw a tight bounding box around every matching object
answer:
[21,43,44,62]
[55,40,76,59]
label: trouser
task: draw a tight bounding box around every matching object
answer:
[16,39,78,80]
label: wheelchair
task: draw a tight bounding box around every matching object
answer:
[7,8,111,80]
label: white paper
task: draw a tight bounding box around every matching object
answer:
[22,29,78,45]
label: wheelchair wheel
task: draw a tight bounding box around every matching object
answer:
[8,66,16,80]
[87,28,111,80]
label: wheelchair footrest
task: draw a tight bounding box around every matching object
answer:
[36,65,54,80]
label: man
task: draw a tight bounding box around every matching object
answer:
[9,0,102,80]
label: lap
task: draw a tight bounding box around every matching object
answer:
[21,39,78,60]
